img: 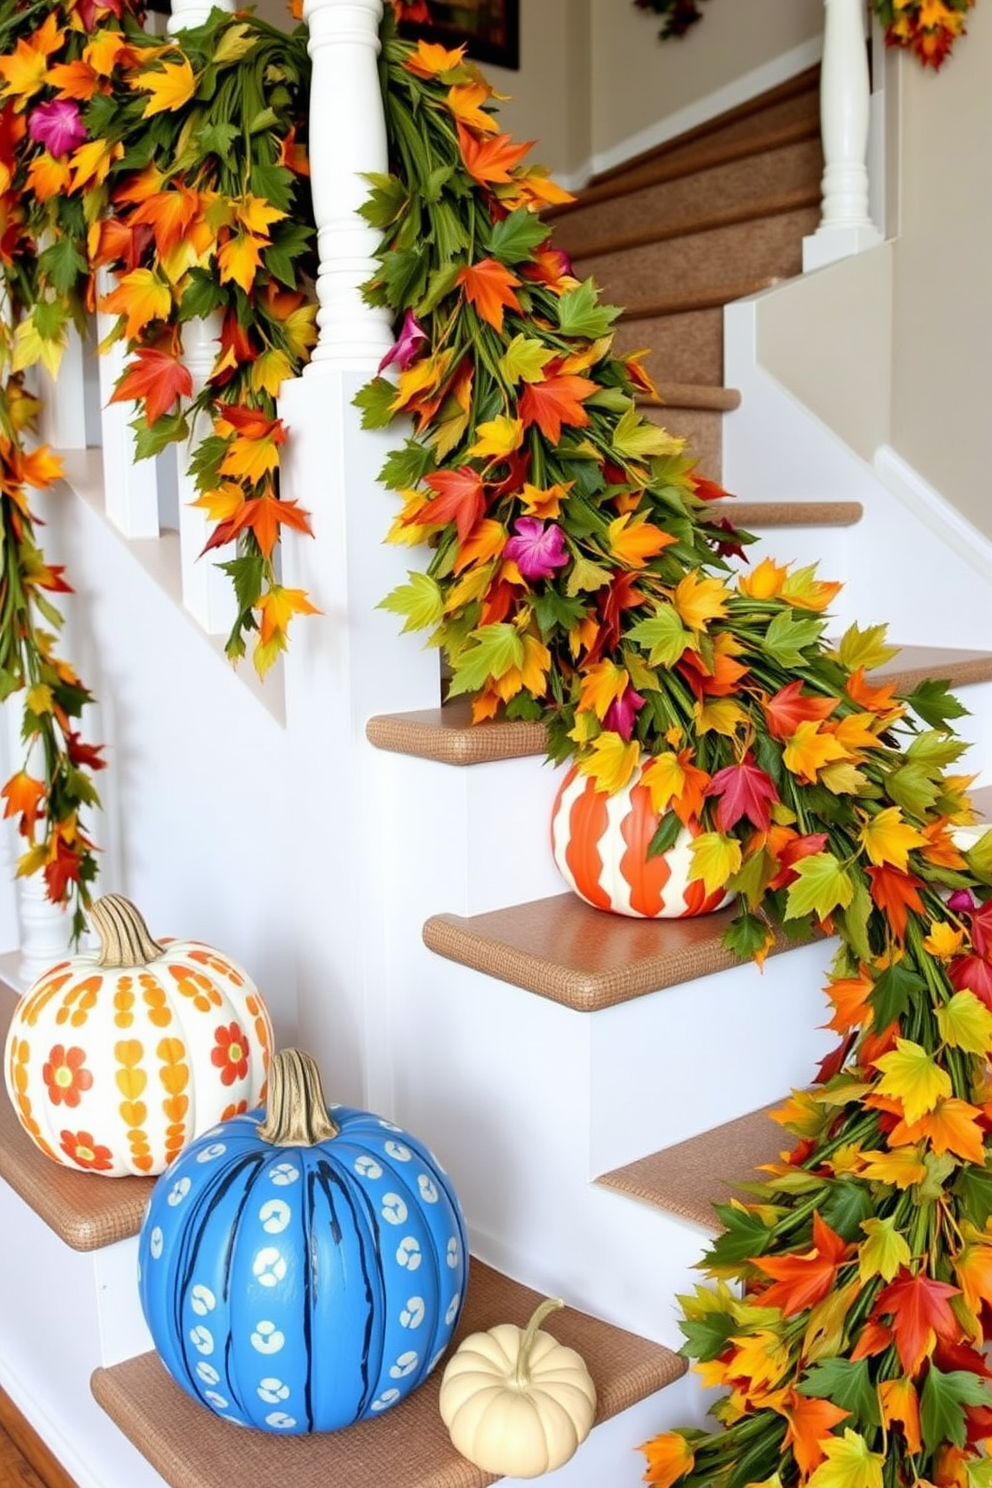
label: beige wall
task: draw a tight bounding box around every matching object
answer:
[890,3,992,538]
[488,0,592,185]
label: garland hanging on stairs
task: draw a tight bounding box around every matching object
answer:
[634,0,978,70]
[368,6,992,1486]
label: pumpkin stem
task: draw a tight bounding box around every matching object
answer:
[514,1297,565,1388]
[256,1048,340,1146]
[89,895,164,967]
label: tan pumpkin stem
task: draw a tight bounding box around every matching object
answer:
[514,1297,565,1387]
[90,895,165,967]
[257,1048,341,1146]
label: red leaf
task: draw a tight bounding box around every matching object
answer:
[763,679,838,742]
[418,467,486,544]
[519,373,597,443]
[706,753,780,832]
[110,347,192,426]
[871,1268,962,1374]
[753,1212,850,1316]
[865,864,925,943]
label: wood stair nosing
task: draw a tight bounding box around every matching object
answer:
[641,383,742,413]
[367,648,992,769]
[91,1258,686,1488]
[583,65,821,192]
[566,186,823,265]
[550,117,821,218]
[618,277,779,322]
[709,499,864,529]
[595,1104,788,1231]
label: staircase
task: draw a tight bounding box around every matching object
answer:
[4,30,992,1488]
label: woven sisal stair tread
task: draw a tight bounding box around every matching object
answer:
[596,1106,787,1229]
[568,187,822,264]
[367,646,992,769]
[619,277,778,321]
[0,985,153,1251]
[91,1259,686,1488]
[644,382,741,412]
[710,499,863,527]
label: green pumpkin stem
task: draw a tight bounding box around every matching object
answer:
[89,895,165,967]
[514,1298,565,1388]
[257,1049,341,1146]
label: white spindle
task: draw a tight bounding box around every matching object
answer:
[37,324,87,451]
[176,314,237,635]
[804,0,884,271]
[167,0,223,26]
[4,721,72,984]
[303,0,394,371]
[97,268,161,538]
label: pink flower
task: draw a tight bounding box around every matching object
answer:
[504,517,569,580]
[948,888,978,913]
[28,100,86,158]
[604,686,645,741]
[379,309,427,373]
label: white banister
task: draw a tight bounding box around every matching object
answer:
[97,268,161,539]
[302,0,394,371]
[175,314,237,635]
[37,326,87,451]
[804,0,884,271]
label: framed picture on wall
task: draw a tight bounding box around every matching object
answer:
[398,0,520,71]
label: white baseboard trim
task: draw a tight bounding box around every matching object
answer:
[588,35,824,180]
[873,445,992,587]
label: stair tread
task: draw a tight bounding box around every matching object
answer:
[596,1104,786,1229]
[711,499,863,527]
[569,187,822,263]
[91,1259,686,1488]
[620,277,778,320]
[642,382,741,411]
[0,984,153,1251]
[368,646,992,768]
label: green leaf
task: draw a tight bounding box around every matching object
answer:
[359,172,408,231]
[726,848,777,909]
[33,298,69,341]
[353,376,397,429]
[920,1366,992,1452]
[678,1309,738,1362]
[611,405,681,460]
[627,606,691,668]
[196,120,238,163]
[38,237,88,296]
[446,624,524,696]
[818,1179,875,1241]
[130,409,189,461]
[647,810,683,859]
[886,762,941,817]
[378,246,430,307]
[869,962,925,1029]
[762,610,826,668]
[486,208,549,265]
[248,160,295,213]
[966,828,992,887]
[179,271,227,322]
[835,622,899,673]
[219,551,265,617]
[784,853,854,922]
[906,730,968,769]
[555,278,620,340]
[834,872,872,963]
[908,677,970,730]
[416,262,462,316]
[954,1163,992,1228]
[498,334,553,386]
[264,223,314,289]
[704,1204,774,1267]
[378,439,436,491]
[378,572,444,633]
[566,554,613,596]
[798,1359,880,1427]
[722,910,773,962]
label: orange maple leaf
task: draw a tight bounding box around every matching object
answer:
[871,1268,962,1374]
[100,267,171,342]
[446,82,499,134]
[518,372,597,442]
[456,122,533,185]
[416,467,486,543]
[256,585,320,646]
[639,1432,695,1488]
[111,347,192,426]
[1,771,46,833]
[753,1212,850,1316]
[889,1097,987,1165]
[129,185,202,260]
[824,971,874,1033]
[846,666,905,720]
[865,863,926,942]
[878,1377,922,1455]
[778,1390,850,1476]
[763,680,838,741]
[218,232,266,295]
[457,258,522,333]
[202,492,313,561]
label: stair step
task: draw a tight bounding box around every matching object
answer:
[91,1259,686,1488]
[596,1105,785,1229]
[569,188,822,265]
[613,303,724,385]
[619,277,779,322]
[711,499,863,527]
[423,893,814,1013]
[0,985,153,1250]
[368,646,992,769]
[641,403,723,478]
[646,383,741,412]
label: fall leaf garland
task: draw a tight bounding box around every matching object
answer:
[367,7,992,1487]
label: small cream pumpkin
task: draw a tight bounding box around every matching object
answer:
[438,1297,597,1478]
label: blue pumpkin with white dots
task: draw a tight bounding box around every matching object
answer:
[137,1048,468,1433]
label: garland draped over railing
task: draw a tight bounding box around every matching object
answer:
[634,0,978,69]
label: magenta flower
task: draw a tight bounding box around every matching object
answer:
[604,686,645,741]
[28,100,86,159]
[378,309,427,373]
[947,888,978,913]
[503,517,569,581]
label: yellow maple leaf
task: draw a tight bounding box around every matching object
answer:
[233,194,287,236]
[577,659,629,720]
[955,1242,992,1320]
[607,513,676,569]
[576,732,641,794]
[11,315,67,378]
[640,751,685,814]
[133,55,197,118]
[781,563,843,613]
[738,556,788,601]
[250,349,294,399]
[936,989,992,1055]
[100,268,172,342]
[819,761,872,797]
[924,920,966,960]
[217,232,266,295]
[257,585,320,646]
[69,136,123,193]
[446,81,499,134]
[860,807,929,872]
[688,831,742,895]
[674,571,731,630]
[727,1329,791,1394]
[467,414,524,461]
[858,1145,928,1189]
[803,1279,861,1364]
[492,633,551,703]
[874,1039,952,1124]
[695,697,747,737]
[25,683,54,716]
[519,481,570,519]
[878,1378,921,1456]
[805,1430,884,1488]
[858,1216,911,1283]
[782,721,850,784]
[0,15,64,108]
[192,483,245,524]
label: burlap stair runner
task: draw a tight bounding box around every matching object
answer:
[596,1105,787,1228]
[91,1260,686,1488]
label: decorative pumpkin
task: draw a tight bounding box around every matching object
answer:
[439,1296,597,1478]
[137,1047,468,1433]
[4,895,272,1176]
[550,764,730,918]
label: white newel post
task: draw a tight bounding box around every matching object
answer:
[97,268,161,539]
[278,0,437,1109]
[803,0,884,271]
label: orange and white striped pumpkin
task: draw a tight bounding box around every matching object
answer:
[550,765,730,919]
[4,895,273,1177]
